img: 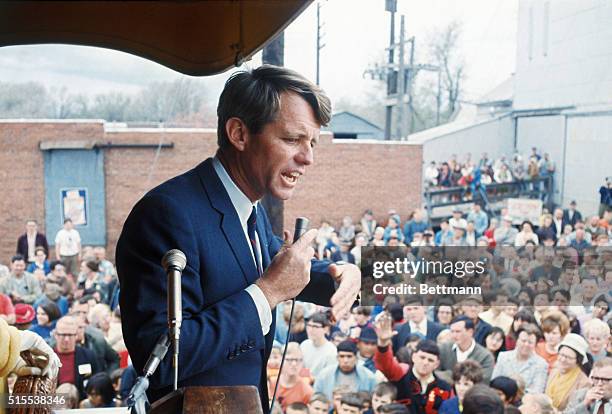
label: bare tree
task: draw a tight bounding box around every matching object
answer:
[428,21,465,117]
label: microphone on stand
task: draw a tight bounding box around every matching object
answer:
[161,249,187,391]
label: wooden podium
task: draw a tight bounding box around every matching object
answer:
[149,386,264,414]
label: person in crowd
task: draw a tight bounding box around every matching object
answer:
[54,218,81,276]
[357,327,378,373]
[33,282,70,316]
[459,296,492,346]
[16,219,49,265]
[0,292,15,325]
[56,383,80,409]
[493,216,518,246]
[14,303,35,330]
[515,221,539,247]
[394,298,444,352]
[70,298,121,375]
[54,315,101,400]
[337,393,364,414]
[374,313,452,412]
[0,254,41,305]
[484,327,506,361]
[461,384,504,414]
[30,301,61,340]
[314,340,378,400]
[583,318,611,362]
[489,376,518,407]
[361,210,377,241]
[439,360,484,414]
[483,218,498,248]
[437,316,495,384]
[519,393,555,414]
[308,393,331,414]
[492,323,548,393]
[467,203,488,236]
[79,372,121,408]
[435,301,455,327]
[563,200,582,228]
[536,310,570,371]
[479,290,513,335]
[46,261,73,298]
[545,333,591,411]
[372,226,386,247]
[537,214,557,244]
[300,312,337,379]
[268,342,313,411]
[438,163,452,188]
[88,303,113,341]
[369,382,397,414]
[287,303,308,344]
[434,220,454,247]
[26,246,51,275]
[403,210,428,245]
[449,209,467,231]
[351,232,368,267]
[598,177,612,218]
[331,240,356,264]
[339,216,356,243]
[384,215,405,244]
[563,356,612,414]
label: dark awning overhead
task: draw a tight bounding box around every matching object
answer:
[0,0,311,76]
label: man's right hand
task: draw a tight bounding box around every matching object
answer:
[374,312,397,347]
[584,387,604,407]
[255,229,318,309]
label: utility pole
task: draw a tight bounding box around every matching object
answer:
[261,34,284,235]
[384,0,397,140]
[395,16,406,140]
[407,36,415,136]
[316,1,325,85]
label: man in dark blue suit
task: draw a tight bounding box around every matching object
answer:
[392,298,444,352]
[116,65,361,413]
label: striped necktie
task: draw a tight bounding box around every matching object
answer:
[247,206,262,275]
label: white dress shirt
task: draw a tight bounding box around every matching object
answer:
[409,319,428,336]
[212,157,272,335]
[453,339,476,363]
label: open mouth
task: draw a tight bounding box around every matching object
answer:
[281,171,301,184]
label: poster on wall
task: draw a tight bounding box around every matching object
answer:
[61,188,88,226]
[506,198,542,225]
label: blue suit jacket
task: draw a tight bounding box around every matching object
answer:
[116,158,336,412]
[392,320,444,352]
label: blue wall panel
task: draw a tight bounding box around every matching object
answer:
[44,149,106,246]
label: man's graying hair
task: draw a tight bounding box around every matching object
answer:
[216,65,332,148]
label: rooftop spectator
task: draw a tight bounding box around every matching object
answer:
[493,216,518,246]
[16,219,49,265]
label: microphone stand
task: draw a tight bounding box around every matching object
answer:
[127,333,170,414]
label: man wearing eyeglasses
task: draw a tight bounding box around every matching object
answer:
[268,342,312,411]
[564,357,612,414]
[53,315,100,400]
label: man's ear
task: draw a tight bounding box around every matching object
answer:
[225,117,249,152]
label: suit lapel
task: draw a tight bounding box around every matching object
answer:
[256,207,271,270]
[196,158,259,284]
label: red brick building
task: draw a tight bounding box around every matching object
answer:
[0,120,422,262]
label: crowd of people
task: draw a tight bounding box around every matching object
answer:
[424,148,556,190]
[1,194,612,413]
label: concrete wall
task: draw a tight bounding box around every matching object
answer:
[563,113,612,216]
[421,116,515,166]
[0,121,422,264]
[515,0,612,109]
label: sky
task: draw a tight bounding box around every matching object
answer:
[0,0,518,111]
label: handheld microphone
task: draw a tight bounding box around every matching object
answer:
[293,217,310,242]
[161,248,187,391]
